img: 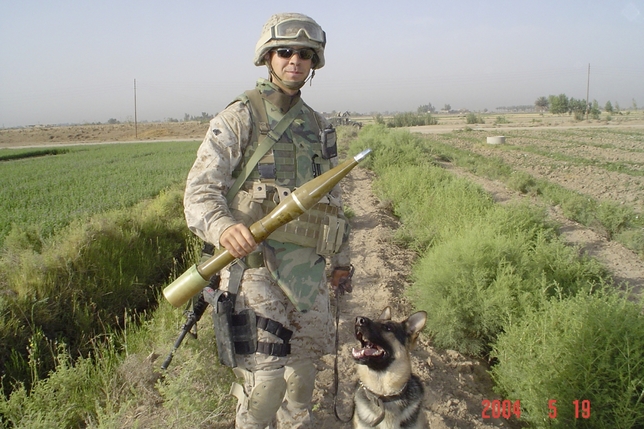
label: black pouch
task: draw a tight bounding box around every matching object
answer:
[204,288,238,368]
[320,125,337,159]
[231,309,258,355]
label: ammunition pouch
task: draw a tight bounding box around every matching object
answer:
[229,187,349,256]
[205,260,294,368]
[231,312,292,358]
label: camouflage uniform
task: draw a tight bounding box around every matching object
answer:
[184,76,350,428]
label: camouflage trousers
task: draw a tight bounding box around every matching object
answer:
[220,265,333,429]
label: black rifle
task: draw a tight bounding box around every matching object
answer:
[161,274,219,370]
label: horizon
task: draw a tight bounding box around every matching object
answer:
[1,0,643,128]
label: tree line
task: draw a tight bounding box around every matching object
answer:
[535,95,638,120]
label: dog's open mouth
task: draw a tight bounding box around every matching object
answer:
[352,331,386,360]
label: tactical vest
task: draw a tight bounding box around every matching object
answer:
[232,86,331,188]
[228,83,346,255]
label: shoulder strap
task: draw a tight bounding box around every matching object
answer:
[226,93,304,203]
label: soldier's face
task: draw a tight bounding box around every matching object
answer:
[268,46,312,94]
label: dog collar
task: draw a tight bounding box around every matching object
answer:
[359,381,409,403]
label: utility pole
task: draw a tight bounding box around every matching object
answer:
[134,79,138,139]
[585,64,590,120]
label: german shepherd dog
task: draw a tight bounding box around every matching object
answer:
[352,307,427,429]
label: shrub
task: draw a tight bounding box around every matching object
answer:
[385,112,437,128]
[374,165,494,252]
[614,228,644,259]
[506,170,539,195]
[349,124,435,172]
[410,203,610,356]
[595,201,635,239]
[466,112,485,124]
[491,291,644,428]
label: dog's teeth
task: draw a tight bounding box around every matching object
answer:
[352,347,365,359]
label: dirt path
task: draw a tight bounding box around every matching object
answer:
[312,167,519,429]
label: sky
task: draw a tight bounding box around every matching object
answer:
[1,0,643,127]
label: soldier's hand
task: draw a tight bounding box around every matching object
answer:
[331,265,354,295]
[220,224,257,259]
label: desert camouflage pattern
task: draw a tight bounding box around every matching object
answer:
[183,77,348,428]
[184,78,349,268]
[217,263,333,361]
[253,13,326,69]
[220,264,333,428]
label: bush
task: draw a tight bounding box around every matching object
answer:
[385,112,437,128]
[466,112,485,124]
[374,165,494,252]
[595,201,635,239]
[506,170,539,195]
[349,124,435,173]
[614,228,644,259]
[410,203,610,356]
[491,291,644,428]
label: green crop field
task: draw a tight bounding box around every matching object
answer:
[0,141,200,247]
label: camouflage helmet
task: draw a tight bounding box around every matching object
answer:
[254,13,326,69]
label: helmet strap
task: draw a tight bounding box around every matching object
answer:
[267,64,313,91]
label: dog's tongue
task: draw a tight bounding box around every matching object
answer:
[352,345,383,359]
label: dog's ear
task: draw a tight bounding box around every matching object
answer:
[405,311,427,348]
[378,307,391,321]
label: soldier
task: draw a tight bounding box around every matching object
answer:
[183,12,352,429]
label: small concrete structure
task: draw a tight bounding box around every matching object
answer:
[486,136,506,145]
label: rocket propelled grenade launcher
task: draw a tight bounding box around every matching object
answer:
[163,148,372,308]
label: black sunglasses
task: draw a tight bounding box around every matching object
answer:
[273,47,315,61]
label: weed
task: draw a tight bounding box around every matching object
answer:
[492,290,644,428]
[410,204,609,356]
[466,112,485,124]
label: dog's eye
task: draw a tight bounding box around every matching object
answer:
[384,323,393,332]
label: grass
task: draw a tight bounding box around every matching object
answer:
[0,187,193,394]
[491,290,644,428]
[0,141,200,248]
[350,125,612,356]
[2,124,644,428]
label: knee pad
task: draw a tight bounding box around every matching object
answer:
[239,367,287,423]
[285,360,316,407]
